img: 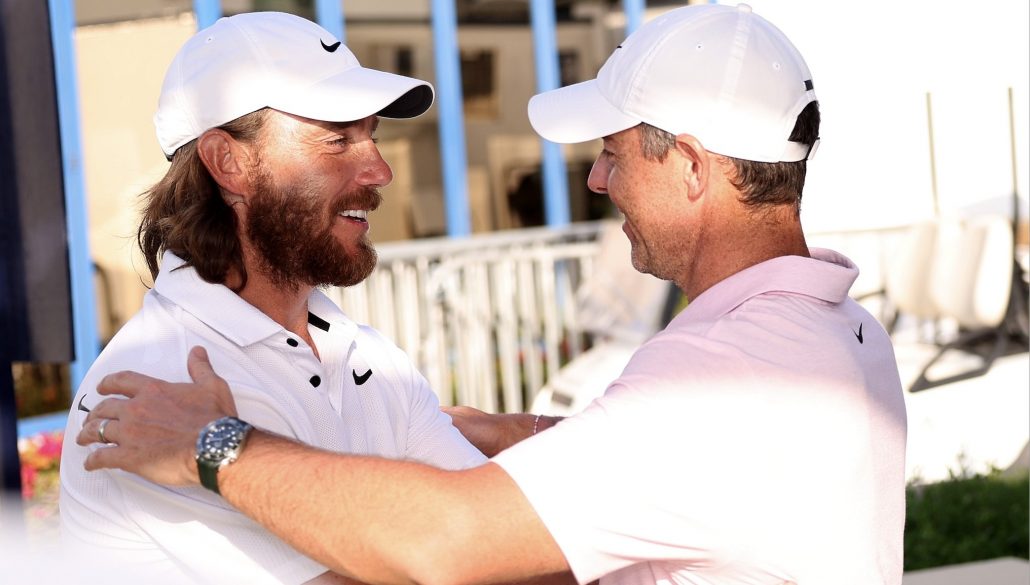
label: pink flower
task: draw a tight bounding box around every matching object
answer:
[21,464,37,499]
[36,432,63,460]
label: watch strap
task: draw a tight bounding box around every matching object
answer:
[198,458,222,495]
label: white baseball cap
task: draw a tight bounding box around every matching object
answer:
[155,11,434,158]
[528,3,818,162]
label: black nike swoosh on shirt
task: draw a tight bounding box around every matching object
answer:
[321,40,342,53]
[853,322,864,344]
[353,369,373,385]
[77,394,91,413]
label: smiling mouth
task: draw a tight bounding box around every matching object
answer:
[338,210,369,223]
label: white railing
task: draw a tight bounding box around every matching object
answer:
[326,221,910,413]
[325,222,609,413]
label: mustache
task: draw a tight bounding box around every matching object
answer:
[332,187,382,215]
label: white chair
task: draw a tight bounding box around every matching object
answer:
[911,214,1019,391]
[881,219,941,334]
[531,220,675,415]
[572,220,673,344]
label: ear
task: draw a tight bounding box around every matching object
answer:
[196,129,253,200]
[673,134,709,201]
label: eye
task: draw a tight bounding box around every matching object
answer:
[327,136,350,147]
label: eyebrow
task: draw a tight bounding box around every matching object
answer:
[324,120,361,132]
[320,117,380,138]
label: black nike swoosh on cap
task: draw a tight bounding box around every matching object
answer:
[77,395,91,413]
[321,40,342,53]
[353,369,373,385]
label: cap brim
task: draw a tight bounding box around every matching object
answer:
[528,79,641,144]
[273,66,435,123]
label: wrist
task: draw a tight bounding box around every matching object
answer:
[527,414,561,439]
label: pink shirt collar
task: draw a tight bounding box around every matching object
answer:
[676,248,860,323]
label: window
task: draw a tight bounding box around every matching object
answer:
[461,49,497,119]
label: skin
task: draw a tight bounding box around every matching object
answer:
[441,407,562,458]
[202,111,391,356]
[153,110,392,584]
[590,128,809,300]
[78,125,811,584]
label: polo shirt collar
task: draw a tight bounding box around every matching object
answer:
[678,248,859,322]
[153,251,357,347]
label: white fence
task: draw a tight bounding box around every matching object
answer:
[323,220,912,414]
[325,222,613,413]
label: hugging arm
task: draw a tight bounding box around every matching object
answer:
[79,347,575,585]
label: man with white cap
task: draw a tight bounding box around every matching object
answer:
[59,11,487,583]
[77,5,908,584]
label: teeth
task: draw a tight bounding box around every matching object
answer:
[339,210,368,220]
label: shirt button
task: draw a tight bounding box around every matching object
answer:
[309,375,321,387]
[286,338,299,347]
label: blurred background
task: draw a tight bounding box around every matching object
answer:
[1,0,1027,580]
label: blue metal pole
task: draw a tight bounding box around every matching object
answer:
[624,0,646,35]
[529,0,570,227]
[315,0,346,44]
[47,0,98,392]
[431,0,471,237]
[193,0,222,30]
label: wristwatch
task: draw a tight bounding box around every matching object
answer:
[195,416,253,495]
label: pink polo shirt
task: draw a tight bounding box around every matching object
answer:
[494,249,907,585]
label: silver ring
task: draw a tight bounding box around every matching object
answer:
[97,419,112,445]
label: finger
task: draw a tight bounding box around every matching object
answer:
[186,345,216,384]
[83,443,124,472]
[96,370,161,398]
[76,416,118,446]
[443,406,481,417]
[88,397,129,422]
[187,345,239,416]
[76,418,98,446]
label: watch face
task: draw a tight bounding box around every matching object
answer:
[199,419,245,464]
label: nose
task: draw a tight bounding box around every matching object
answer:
[357,144,393,187]
[586,155,610,195]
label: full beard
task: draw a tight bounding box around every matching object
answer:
[245,170,381,293]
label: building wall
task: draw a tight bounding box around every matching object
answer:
[74,8,625,337]
[75,14,196,339]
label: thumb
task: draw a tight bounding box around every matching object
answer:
[186,345,239,417]
[186,345,216,384]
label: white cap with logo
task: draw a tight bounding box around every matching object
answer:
[155,11,434,158]
[528,3,818,163]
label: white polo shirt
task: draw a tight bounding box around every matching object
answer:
[60,252,487,584]
[495,249,907,585]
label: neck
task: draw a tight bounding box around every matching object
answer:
[677,204,809,302]
[238,277,314,335]
[228,251,319,356]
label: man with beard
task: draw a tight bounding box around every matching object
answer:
[58,12,486,584]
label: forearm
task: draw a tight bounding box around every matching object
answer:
[446,408,565,457]
[220,431,434,583]
[489,414,564,455]
[218,431,569,585]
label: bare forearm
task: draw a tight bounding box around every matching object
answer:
[218,431,569,585]
[484,414,564,455]
[445,407,564,457]
[78,350,571,584]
